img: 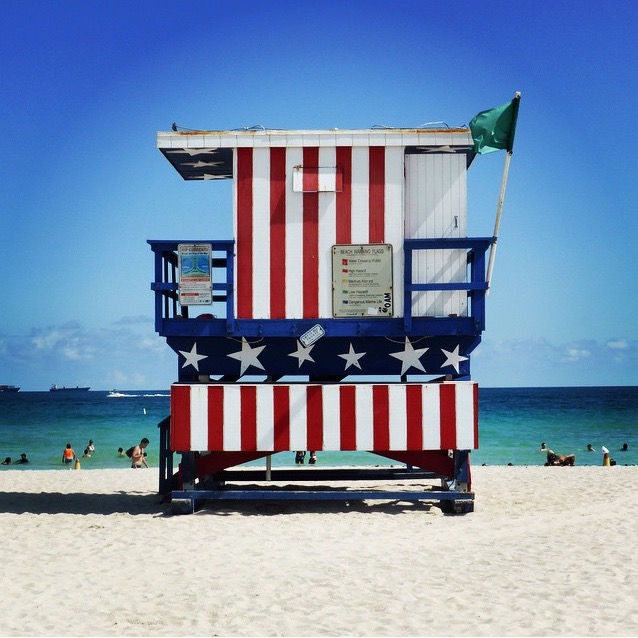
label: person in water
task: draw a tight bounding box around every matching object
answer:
[15,453,29,464]
[62,444,76,466]
[1,457,11,465]
[586,444,595,452]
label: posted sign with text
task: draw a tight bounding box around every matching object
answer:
[178,244,212,305]
[332,244,393,318]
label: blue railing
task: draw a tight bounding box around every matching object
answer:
[148,237,493,338]
[148,240,235,333]
[402,237,493,334]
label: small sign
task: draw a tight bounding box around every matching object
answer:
[178,244,212,305]
[300,324,326,347]
[332,244,393,318]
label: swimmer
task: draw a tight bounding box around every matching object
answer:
[586,443,595,452]
[62,443,76,466]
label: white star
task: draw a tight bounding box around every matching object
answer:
[179,342,208,372]
[440,345,468,374]
[227,338,266,375]
[194,174,229,180]
[184,160,224,168]
[288,341,315,368]
[389,338,429,375]
[338,343,366,370]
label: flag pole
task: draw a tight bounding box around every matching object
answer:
[485,150,512,293]
[485,91,520,294]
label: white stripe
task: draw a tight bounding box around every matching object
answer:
[318,147,337,318]
[388,385,407,450]
[190,385,209,451]
[285,147,304,318]
[356,384,374,450]
[384,147,404,316]
[288,384,307,450]
[350,147,370,244]
[422,384,441,449]
[322,386,341,450]
[252,148,271,318]
[223,386,241,451]
[256,386,274,450]
[455,383,475,449]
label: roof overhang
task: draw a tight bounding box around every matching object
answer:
[157,128,476,181]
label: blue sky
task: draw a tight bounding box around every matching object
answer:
[1,0,636,390]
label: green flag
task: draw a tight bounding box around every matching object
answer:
[470,95,520,154]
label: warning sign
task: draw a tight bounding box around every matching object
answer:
[178,244,212,305]
[332,244,393,318]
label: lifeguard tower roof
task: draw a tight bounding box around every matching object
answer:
[157,127,476,181]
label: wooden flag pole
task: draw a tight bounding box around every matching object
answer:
[486,149,512,293]
[486,91,520,294]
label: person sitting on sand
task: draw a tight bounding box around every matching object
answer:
[62,443,76,466]
[15,453,29,464]
[130,438,149,468]
[1,457,11,465]
[545,449,576,466]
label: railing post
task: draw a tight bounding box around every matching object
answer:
[403,242,413,333]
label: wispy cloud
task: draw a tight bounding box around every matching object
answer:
[0,321,173,390]
[473,337,638,386]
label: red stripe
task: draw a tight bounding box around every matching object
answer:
[302,147,319,317]
[272,385,290,450]
[236,148,253,318]
[473,383,480,449]
[306,386,324,451]
[372,385,390,450]
[170,385,191,451]
[270,148,286,318]
[335,146,352,243]
[368,147,385,243]
[339,385,357,450]
[240,386,257,451]
[439,384,457,449]
[405,384,423,450]
[207,386,224,450]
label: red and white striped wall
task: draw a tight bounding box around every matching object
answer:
[234,145,405,320]
[170,382,478,453]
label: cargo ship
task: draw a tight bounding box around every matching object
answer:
[49,384,90,392]
[0,385,20,393]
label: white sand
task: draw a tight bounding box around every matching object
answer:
[1,466,637,637]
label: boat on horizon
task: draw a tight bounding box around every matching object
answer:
[50,384,90,392]
[0,385,20,393]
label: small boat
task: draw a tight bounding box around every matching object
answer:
[0,385,20,393]
[50,384,90,392]
[107,390,127,397]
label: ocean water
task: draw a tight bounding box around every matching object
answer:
[0,387,636,472]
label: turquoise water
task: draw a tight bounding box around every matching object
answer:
[0,387,636,471]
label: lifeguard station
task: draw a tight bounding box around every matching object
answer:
[149,98,519,514]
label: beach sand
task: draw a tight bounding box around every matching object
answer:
[1,466,637,637]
